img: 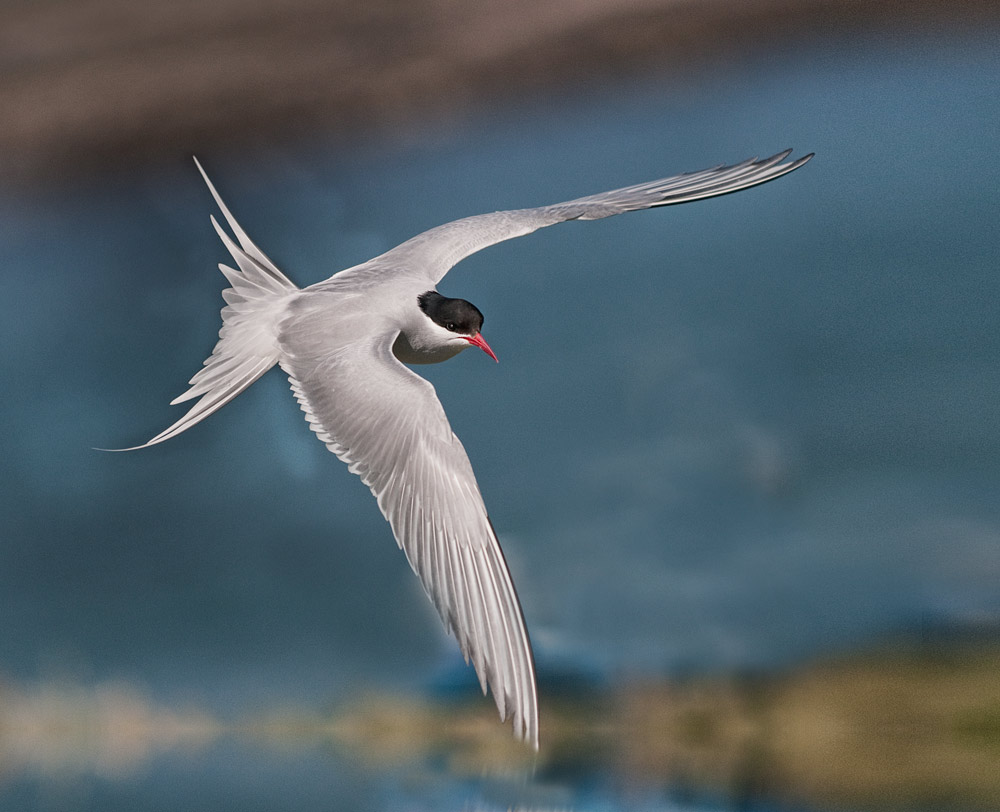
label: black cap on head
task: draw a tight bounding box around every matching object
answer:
[418,291,484,335]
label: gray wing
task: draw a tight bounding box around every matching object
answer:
[279,326,539,747]
[367,149,812,284]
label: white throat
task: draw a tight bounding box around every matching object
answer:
[392,329,467,365]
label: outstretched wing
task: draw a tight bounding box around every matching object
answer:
[279,321,539,747]
[361,149,811,285]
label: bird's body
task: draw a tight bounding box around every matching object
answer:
[120,150,812,748]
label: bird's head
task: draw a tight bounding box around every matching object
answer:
[418,291,498,362]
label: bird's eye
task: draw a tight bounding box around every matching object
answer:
[446,323,457,331]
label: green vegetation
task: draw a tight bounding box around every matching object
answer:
[1,640,997,809]
[331,642,1000,809]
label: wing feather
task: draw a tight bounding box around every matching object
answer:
[279,327,539,747]
[348,150,811,284]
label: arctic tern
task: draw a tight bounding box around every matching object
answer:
[118,149,812,748]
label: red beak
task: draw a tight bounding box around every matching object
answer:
[464,332,498,363]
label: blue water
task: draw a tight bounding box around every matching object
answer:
[1,27,999,812]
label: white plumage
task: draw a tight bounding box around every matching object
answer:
[120,149,812,748]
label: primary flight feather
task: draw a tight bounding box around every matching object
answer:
[118,149,812,748]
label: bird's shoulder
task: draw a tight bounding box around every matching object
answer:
[277,283,411,359]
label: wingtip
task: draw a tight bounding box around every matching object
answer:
[782,149,814,169]
[520,718,540,751]
[764,148,811,166]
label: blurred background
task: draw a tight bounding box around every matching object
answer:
[2,0,999,810]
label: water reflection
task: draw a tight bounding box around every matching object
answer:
[2,639,997,811]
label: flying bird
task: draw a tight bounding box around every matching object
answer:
[118,149,812,748]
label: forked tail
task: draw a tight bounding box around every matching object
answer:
[113,159,299,450]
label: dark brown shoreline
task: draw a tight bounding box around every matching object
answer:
[1,0,997,190]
